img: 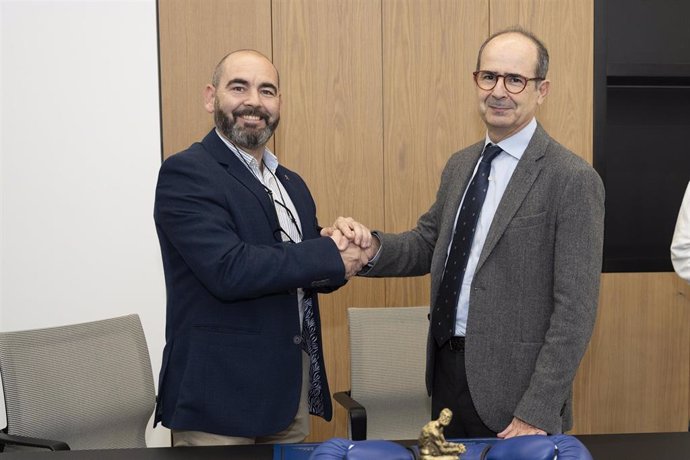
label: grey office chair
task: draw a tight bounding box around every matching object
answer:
[334,306,431,440]
[0,314,156,451]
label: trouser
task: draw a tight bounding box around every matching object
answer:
[432,336,497,438]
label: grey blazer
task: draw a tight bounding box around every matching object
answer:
[365,124,604,434]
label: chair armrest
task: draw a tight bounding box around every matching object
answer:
[0,432,70,451]
[333,390,367,441]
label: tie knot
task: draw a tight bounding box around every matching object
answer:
[481,144,503,164]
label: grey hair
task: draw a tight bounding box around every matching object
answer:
[475,26,549,79]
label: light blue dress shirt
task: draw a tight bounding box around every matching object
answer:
[451,118,538,336]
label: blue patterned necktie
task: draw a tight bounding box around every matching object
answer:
[431,144,503,347]
[301,295,325,417]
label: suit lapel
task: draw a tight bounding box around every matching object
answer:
[443,147,483,232]
[474,125,549,273]
[201,130,280,232]
[430,143,484,300]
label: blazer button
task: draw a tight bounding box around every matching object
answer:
[293,335,303,345]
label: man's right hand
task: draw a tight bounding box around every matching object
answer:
[322,216,379,277]
[339,242,369,279]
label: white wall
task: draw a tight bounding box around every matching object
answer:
[0,0,168,445]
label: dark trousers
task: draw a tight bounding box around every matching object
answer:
[431,337,497,438]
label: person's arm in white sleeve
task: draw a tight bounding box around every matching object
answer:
[671,182,690,283]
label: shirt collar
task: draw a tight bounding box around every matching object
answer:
[483,117,537,161]
[215,128,279,173]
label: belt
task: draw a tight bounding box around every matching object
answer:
[447,336,465,351]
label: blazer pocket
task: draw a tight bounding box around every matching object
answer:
[506,211,547,230]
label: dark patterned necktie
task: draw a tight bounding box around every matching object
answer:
[431,144,503,347]
[301,294,325,416]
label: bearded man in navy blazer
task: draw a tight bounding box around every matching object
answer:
[327,28,604,439]
[153,50,369,446]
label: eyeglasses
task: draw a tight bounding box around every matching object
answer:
[266,188,303,243]
[273,227,300,244]
[273,202,303,244]
[473,71,544,94]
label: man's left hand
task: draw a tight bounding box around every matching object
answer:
[497,417,546,439]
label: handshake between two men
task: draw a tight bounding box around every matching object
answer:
[322,217,378,279]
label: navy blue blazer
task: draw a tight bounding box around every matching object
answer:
[153,130,345,437]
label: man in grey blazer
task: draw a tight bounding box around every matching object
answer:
[326,28,604,438]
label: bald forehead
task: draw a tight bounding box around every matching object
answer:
[225,50,275,69]
[215,50,279,88]
[482,32,538,66]
[488,32,536,49]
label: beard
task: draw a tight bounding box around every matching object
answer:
[214,99,280,150]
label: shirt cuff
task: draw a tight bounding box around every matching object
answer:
[358,231,382,275]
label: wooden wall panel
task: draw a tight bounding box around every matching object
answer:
[573,273,690,433]
[158,0,272,159]
[381,0,487,307]
[490,0,594,163]
[271,0,385,441]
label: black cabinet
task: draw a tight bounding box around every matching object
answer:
[594,0,690,272]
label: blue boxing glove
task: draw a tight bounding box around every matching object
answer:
[309,438,352,459]
[309,438,413,460]
[346,440,414,460]
[310,435,592,460]
[550,435,593,460]
[462,435,592,460]
[462,435,555,460]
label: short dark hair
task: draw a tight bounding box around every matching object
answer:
[475,26,549,79]
[211,49,280,88]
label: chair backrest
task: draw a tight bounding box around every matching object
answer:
[347,306,431,440]
[0,314,156,450]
